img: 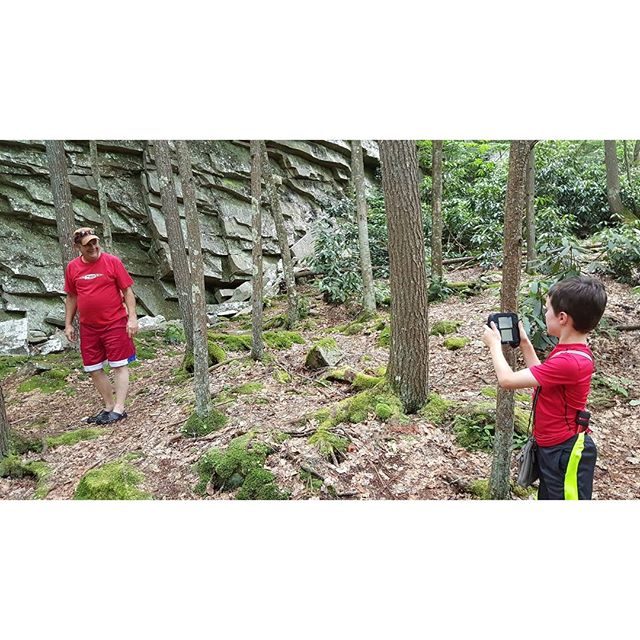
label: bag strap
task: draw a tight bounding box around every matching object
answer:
[549,349,593,362]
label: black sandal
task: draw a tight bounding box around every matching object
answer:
[85,410,110,424]
[96,411,128,425]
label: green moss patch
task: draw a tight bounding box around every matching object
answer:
[430,320,462,336]
[308,427,349,462]
[181,409,228,437]
[236,468,288,500]
[231,382,264,395]
[377,326,391,347]
[351,372,384,390]
[264,314,287,330]
[183,340,227,373]
[0,456,53,499]
[74,459,151,500]
[420,393,456,426]
[0,355,30,380]
[194,432,275,495]
[208,331,253,351]
[46,428,105,449]
[133,335,159,360]
[18,367,71,394]
[340,321,366,336]
[443,337,469,350]
[10,431,44,455]
[263,330,305,349]
[273,370,292,384]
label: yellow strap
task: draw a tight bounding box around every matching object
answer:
[564,433,586,500]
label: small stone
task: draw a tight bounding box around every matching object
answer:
[28,330,49,344]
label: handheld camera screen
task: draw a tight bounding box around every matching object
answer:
[487,312,520,347]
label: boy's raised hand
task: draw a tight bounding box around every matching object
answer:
[482,321,501,348]
[518,320,532,346]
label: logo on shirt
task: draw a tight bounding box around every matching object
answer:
[79,273,104,280]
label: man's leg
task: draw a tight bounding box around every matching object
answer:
[89,369,115,412]
[112,364,129,415]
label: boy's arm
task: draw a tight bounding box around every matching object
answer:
[483,322,540,390]
[517,320,541,367]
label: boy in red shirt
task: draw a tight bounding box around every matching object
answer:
[64,228,139,424]
[482,275,607,500]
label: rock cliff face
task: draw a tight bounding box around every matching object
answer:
[0,140,379,350]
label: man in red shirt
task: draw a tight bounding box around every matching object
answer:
[482,276,607,500]
[64,227,139,424]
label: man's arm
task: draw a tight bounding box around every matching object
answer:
[64,294,78,342]
[122,287,139,338]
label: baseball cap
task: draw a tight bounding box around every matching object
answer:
[72,227,99,245]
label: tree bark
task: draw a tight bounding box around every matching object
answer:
[45,140,77,269]
[431,140,444,281]
[351,140,376,314]
[154,140,194,354]
[633,140,640,165]
[525,144,537,273]
[260,141,298,327]
[604,140,624,215]
[489,140,530,500]
[622,141,637,214]
[379,140,429,414]
[90,140,113,252]
[175,140,209,417]
[250,140,264,361]
[0,385,9,459]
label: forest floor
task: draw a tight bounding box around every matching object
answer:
[1,266,639,500]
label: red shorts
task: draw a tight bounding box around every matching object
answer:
[79,317,136,372]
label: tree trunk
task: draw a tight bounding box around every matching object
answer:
[250,140,264,361]
[525,144,537,273]
[0,385,9,459]
[45,140,77,269]
[604,140,624,215]
[379,140,429,414]
[431,140,444,281]
[260,141,298,327]
[175,140,209,417]
[154,140,194,354]
[89,140,113,252]
[633,140,640,165]
[622,141,637,214]
[351,140,376,314]
[489,140,530,500]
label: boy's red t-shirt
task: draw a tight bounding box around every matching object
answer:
[64,252,134,328]
[529,343,594,447]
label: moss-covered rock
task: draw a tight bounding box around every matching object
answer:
[351,372,384,390]
[263,330,305,349]
[443,337,469,350]
[340,321,366,336]
[208,331,253,352]
[181,409,228,437]
[430,320,462,336]
[420,393,456,426]
[194,432,272,494]
[18,367,71,394]
[74,459,151,500]
[235,468,288,500]
[305,337,342,369]
[183,340,227,374]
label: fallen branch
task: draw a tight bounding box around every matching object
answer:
[613,324,640,331]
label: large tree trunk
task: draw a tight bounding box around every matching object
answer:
[431,140,444,281]
[175,140,209,417]
[351,140,376,314]
[154,140,194,354]
[525,144,537,273]
[260,141,299,327]
[0,385,9,459]
[90,140,113,252]
[45,140,77,269]
[604,140,624,215]
[379,140,430,414]
[250,141,264,361]
[489,140,531,500]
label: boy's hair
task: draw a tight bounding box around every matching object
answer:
[548,275,607,333]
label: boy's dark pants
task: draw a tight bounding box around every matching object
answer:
[536,433,597,500]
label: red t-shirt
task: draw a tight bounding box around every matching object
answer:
[64,252,134,328]
[529,343,594,447]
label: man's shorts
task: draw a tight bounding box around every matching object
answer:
[79,317,137,372]
[536,432,597,500]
